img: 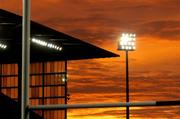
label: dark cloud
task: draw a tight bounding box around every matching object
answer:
[2,0,179,43]
[137,20,180,40]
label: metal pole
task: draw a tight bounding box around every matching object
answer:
[65,60,68,119]
[18,63,22,119]
[0,64,2,93]
[29,100,180,110]
[42,62,45,118]
[125,50,129,119]
[22,0,30,119]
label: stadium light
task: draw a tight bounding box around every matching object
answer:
[118,33,136,51]
[118,33,136,119]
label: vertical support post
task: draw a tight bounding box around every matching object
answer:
[0,64,2,93]
[125,51,129,119]
[22,0,30,119]
[64,60,68,119]
[18,63,22,119]
[42,62,45,118]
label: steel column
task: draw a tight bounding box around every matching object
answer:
[64,60,68,119]
[0,64,2,92]
[42,62,45,118]
[125,50,129,119]
[21,0,30,119]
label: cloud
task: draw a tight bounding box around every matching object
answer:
[1,0,179,43]
[68,58,180,105]
[137,20,180,40]
[68,106,180,118]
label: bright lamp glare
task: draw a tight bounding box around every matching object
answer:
[118,33,136,51]
[133,46,136,50]
[62,77,66,82]
[121,46,125,49]
[32,38,62,51]
[0,43,7,49]
[62,74,68,82]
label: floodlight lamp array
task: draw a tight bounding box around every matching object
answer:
[32,38,62,51]
[118,33,136,51]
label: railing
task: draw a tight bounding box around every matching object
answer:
[29,101,180,110]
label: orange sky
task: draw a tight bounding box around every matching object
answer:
[0,0,180,118]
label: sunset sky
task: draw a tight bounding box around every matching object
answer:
[0,0,180,118]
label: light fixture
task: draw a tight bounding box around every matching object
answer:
[32,38,62,51]
[62,74,67,82]
[0,43,7,49]
[117,32,136,119]
[118,33,136,51]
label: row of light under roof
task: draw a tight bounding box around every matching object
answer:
[32,38,62,51]
[0,43,7,49]
[0,38,62,51]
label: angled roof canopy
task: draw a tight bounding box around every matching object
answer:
[0,9,119,63]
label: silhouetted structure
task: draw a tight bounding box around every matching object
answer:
[0,9,119,119]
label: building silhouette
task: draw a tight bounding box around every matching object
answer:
[0,9,119,119]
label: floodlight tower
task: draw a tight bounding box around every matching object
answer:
[118,33,136,119]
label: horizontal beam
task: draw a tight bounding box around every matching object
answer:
[29,100,180,110]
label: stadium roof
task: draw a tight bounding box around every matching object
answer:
[0,9,119,63]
